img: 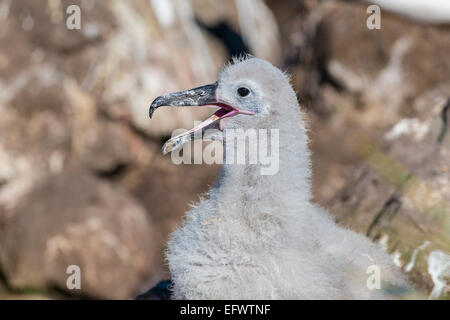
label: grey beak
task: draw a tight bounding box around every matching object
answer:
[149,83,218,118]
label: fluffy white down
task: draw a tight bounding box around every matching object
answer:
[166,57,409,299]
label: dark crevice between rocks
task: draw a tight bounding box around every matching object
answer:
[437,98,450,143]
[314,19,345,93]
[0,266,11,291]
[96,163,129,180]
[367,194,402,240]
[283,10,345,108]
[317,63,345,92]
[195,18,250,59]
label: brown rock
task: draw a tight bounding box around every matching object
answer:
[319,1,450,113]
[327,95,450,299]
[0,169,157,299]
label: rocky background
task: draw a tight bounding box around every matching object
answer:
[0,0,448,299]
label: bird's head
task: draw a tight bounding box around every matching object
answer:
[149,57,297,154]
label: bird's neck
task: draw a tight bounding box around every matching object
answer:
[213,121,312,221]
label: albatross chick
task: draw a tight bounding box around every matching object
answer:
[149,57,410,299]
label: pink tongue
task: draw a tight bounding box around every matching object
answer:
[214,108,230,117]
[215,109,238,118]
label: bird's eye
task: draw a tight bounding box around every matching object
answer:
[237,87,250,97]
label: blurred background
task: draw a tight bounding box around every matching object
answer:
[0,0,449,299]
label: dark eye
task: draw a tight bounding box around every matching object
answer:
[237,87,250,97]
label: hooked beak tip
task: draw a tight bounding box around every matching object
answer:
[149,97,163,118]
[149,107,154,118]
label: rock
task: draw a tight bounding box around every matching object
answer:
[2,0,282,138]
[79,120,134,174]
[128,153,221,241]
[0,169,158,299]
[327,94,450,299]
[9,0,114,54]
[270,0,450,205]
[320,0,450,114]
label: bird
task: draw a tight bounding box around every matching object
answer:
[148,56,410,299]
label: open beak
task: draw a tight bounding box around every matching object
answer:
[149,83,255,154]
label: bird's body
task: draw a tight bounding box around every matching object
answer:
[168,202,406,299]
[150,57,409,299]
